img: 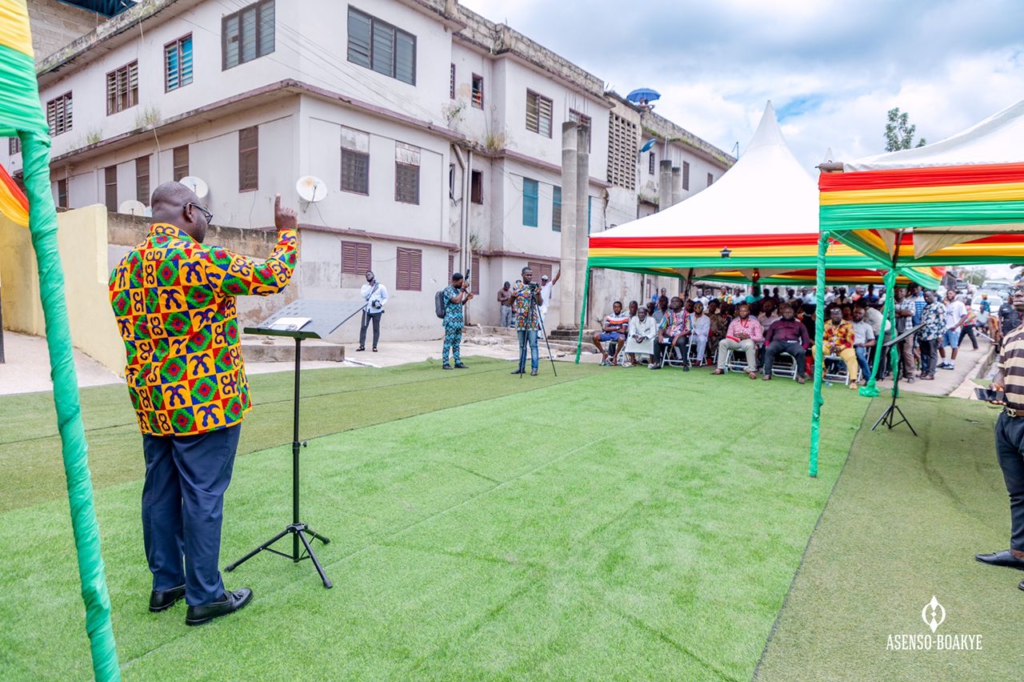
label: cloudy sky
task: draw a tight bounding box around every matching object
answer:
[461,0,1024,276]
[461,0,1023,168]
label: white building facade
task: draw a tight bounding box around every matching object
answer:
[4,0,733,340]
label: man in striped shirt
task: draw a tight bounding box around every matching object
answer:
[977,282,1024,584]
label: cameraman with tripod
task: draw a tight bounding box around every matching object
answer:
[357,270,388,352]
[511,267,543,375]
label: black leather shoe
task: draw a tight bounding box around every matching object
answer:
[149,585,186,613]
[454,363,468,369]
[975,550,1024,570]
[185,588,253,626]
[356,346,365,352]
[511,369,525,375]
[442,363,452,370]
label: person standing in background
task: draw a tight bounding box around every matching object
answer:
[539,269,561,339]
[358,271,388,352]
[511,267,543,375]
[497,281,513,328]
[441,272,472,370]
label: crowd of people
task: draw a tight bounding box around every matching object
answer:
[590,282,1004,387]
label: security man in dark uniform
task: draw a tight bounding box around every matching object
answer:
[977,281,1024,588]
[998,296,1021,349]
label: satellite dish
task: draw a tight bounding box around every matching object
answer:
[118,199,147,216]
[179,176,209,199]
[296,175,328,203]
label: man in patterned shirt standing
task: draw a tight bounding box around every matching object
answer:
[510,266,543,375]
[441,272,472,370]
[109,182,298,626]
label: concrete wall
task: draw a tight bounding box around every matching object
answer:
[28,0,101,63]
[0,205,123,373]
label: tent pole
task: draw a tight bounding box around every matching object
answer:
[809,231,829,477]
[575,264,591,363]
[860,231,903,398]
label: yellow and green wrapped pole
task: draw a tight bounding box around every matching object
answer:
[809,231,828,477]
[1,1,119,678]
[575,265,592,363]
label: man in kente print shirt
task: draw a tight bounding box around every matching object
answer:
[109,182,297,626]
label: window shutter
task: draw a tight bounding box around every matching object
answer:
[538,96,552,138]
[258,0,275,57]
[395,31,415,85]
[526,92,539,133]
[552,186,561,232]
[239,126,259,191]
[522,178,539,227]
[165,42,179,90]
[347,8,371,68]
[396,248,421,291]
[136,156,150,204]
[448,253,454,280]
[173,145,189,181]
[372,23,395,77]
[707,173,714,187]
[450,63,455,99]
[181,36,193,85]
[223,15,239,69]
[105,166,118,212]
[357,243,371,272]
[683,161,690,190]
[341,241,372,274]
[396,248,409,290]
[471,255,480,295]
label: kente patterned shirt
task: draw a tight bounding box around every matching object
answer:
[109,223,297,436]
[823,320,855,351]
[510,283,541,330]
[659,310,691,337]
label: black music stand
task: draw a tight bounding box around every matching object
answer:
[872,322,924,435]
[225,299,364,588]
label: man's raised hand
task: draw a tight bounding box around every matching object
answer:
[275,193,298,232]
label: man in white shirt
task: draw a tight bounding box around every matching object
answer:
[939,290,968,369]
[358,270,388,352]
[538,269,560,339]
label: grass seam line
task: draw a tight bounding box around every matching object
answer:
[750,399,871,681]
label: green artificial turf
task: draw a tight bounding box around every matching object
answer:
[755,394,1017,681]
[0,360,867,680]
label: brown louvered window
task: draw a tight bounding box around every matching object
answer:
[46,92,73,137]
[341,241,371,275]
[471,255,480,295]
[173,145,189,181]
[470,170,483,204]
[222,0,275,70]
[648,152,655,175]
[707,172,714,187]
[448,252,454,280]
[8,137,20,155]
[527,262,553,281]
[394,142,420,205]
[136,156,150,204]
[606,112,637,191]
[239,126,259,191]
[525,90,552,137]
[449,63,455,99]
[396,247,421,291]
[57,178,68,209]
[682,161,690,190]
[104,166,118,212]
[106,61,139,115]
[341,127,369,195]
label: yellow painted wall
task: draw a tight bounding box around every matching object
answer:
[0,205,124,374]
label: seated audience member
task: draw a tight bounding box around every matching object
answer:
[625,307,656,366]
[817,307,859,389]
[851,306,876,383]
[653,294,669,327]
[628,300,639,319]
[860,300,883,337]
[684,299,695,315]
[645,301,656,317]
[763,304,810,383]
[690,301,711,365]
[592,301,629,366]
[651,297,692,371]
[758,299,780,331]
[712,304,763,379]
[708,301,729,355]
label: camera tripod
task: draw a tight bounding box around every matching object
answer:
[517,284,557,377]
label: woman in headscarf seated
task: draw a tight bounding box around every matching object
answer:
[624,306,656,367]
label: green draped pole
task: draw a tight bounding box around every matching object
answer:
[859,231,903,398]
[21,130,120,680]
[575,265,591,363]
[809,231,829,477]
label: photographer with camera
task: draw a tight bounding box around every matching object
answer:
[511,267,543,375]
[358,270,388,352]
[441,272,473,369]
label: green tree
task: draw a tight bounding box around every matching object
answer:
[884,107,927,151]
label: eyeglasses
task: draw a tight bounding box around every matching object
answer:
[186,202,213,224]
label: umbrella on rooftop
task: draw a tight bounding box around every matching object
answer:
[626,88,661,104]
